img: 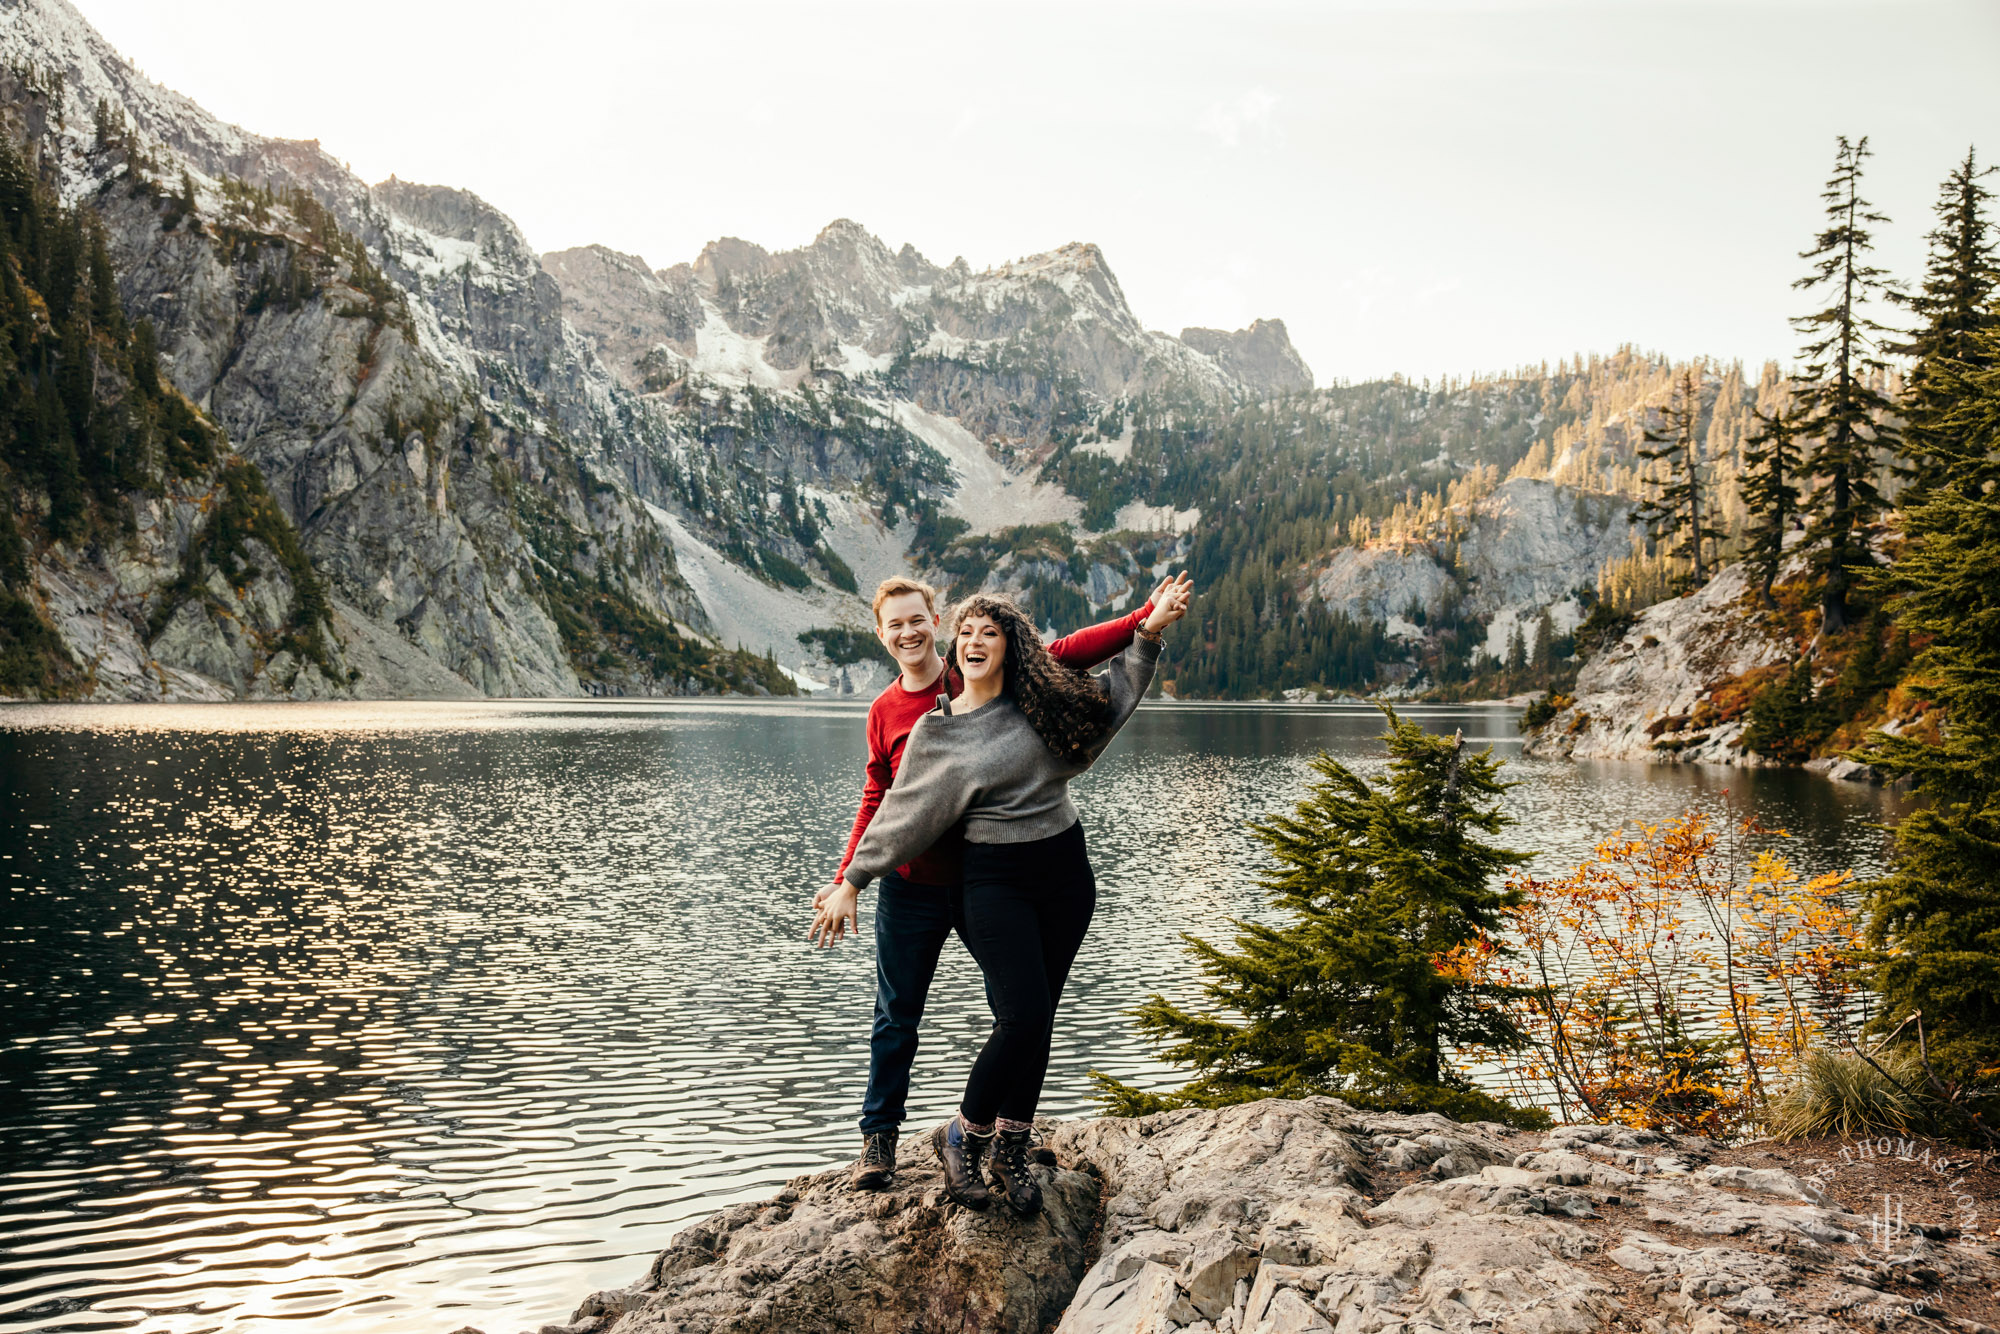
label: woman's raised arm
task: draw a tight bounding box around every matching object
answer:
[841,712,976,893]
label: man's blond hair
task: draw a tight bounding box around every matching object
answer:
[872,576,939,624]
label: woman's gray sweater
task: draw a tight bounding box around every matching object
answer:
[842,635,1161,892]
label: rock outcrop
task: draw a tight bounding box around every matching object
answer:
[530,1098,1999,1334]
[565,1149,1101,1334]
[1523,561,1791,766]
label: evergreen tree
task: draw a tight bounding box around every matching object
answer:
[1634,368,1721,584]
[1855,323,2000,1087]
[1740,405,1804,605]
[1790,136,1901,633]
[1898,148,1998,497]
[1506,621,1527,674]
[1530,608,1554,674]
[1094,710,1542,1126]
[1741,659,1831,764]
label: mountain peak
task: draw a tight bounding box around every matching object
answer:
[1180,318,1314,393]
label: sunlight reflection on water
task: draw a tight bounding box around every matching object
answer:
[0,700,1903,1333]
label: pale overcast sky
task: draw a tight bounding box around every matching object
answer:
[75,0,2000,384]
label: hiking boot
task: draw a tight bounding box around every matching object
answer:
[930,1118,992,1209]
[988,1127,1043,1216]
[851,1130,897,1191]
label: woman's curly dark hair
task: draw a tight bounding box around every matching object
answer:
[947,593,1115,765]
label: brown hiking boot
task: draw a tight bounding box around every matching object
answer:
[851,1130,897,1191]
[987,1128,1043,1216]
[930,1118,992,1209]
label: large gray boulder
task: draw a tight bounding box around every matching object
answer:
[544,1098,1999,1334]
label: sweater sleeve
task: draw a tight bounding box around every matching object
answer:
[833,705,895,883]
[843,714,976,892]
[1082,633,1163,764]
[1047,604,1153,671]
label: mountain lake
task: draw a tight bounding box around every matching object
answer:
[0,699,1906,1333]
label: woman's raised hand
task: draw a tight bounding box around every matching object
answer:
[1141,572,1193,633]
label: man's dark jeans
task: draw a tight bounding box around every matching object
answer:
[858,872,967,1135]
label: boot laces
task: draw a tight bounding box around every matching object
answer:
[862,1133,895,1168]
[996,1133,1030,1178]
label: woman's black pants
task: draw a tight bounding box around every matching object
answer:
[957,820,1096,1125]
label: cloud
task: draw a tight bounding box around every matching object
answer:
[1198,88,1280,149]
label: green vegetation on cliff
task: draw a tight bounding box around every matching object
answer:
[1,129,336,696]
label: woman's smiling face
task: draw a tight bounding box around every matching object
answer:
[955,613,1008,687]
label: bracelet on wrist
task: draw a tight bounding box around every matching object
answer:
[1136,625,1164,643]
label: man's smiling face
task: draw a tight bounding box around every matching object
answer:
[876,591,940,671]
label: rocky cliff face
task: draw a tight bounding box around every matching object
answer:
[1,0,804,699]
[1314,479,1636,659]
[530,1098,1999,1334]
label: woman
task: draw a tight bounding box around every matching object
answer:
[820,581,1189,1215]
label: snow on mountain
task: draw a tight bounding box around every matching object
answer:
[891,403,1083,535]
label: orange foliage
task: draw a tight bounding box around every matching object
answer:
[1445,812,1860,1135]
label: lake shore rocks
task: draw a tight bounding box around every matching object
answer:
[505,1097,1999,1334]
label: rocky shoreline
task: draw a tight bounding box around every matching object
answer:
[453,1098,1999,1334]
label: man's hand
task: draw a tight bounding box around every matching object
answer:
[810,878,861,948]
[1142,571,1193,634]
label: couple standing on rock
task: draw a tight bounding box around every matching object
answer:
[808,572,1192,1217]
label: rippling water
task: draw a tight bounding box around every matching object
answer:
[0,700,1904,1333]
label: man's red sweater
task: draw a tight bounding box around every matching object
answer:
[834,605,1154,887]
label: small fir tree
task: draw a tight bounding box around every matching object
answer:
[1790,136,1901,633]
[1093,709,1543,1126]
[1740,404,1804,606]
[1855,323,2000,1088]
[1741,659,1831,764]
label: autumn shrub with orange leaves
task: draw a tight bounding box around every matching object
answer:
[1440,811,1862,1136]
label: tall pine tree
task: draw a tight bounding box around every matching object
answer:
[1855,318,2000,1090]
[1898,148,1998,497]
[1740,404,1804,606]
[1634,367,1721,586]
[1094,709,1542,1126]
[1791,136,1900,633]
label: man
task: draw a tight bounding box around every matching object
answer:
[811,572,1188,1189]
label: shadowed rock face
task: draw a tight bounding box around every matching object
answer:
[576,1150,1100,1334]
[1178,320,1315,395]
[541,1098,2000,1334]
